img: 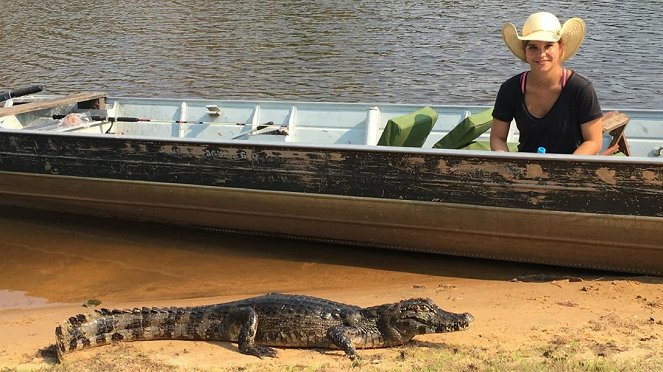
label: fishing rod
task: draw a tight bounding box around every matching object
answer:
[52,114,282,128]
[0,85,44,102]
[51,114,212,124]
[51,114,283,136]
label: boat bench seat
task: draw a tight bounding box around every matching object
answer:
[377,106,437,147]
[0,92,106,118]
[433,107,493,149]
[601,111,630,156]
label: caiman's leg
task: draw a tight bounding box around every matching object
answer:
[326,325,360,360]
[227,307,277,358]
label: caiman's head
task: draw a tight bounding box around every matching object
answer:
[375,298,473,342]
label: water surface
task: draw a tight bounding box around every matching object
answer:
[0,207,540,306]
[1,0,662,108]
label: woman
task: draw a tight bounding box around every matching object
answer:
[490,12,603,154]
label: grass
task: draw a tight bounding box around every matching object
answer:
[5,339,662,372]
[211,343,663,372]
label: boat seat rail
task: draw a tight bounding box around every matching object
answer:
[0,92,106,118]
[600,111,630,156]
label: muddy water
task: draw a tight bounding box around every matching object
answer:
[0,206,554,310]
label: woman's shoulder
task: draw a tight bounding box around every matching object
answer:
[503,72,524,84]
[499,72,524,90]
[567,70,594,88]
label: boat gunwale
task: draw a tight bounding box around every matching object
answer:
[1,124,661,167]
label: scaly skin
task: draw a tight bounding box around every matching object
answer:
[56,293,473,361]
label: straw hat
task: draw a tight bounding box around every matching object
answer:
[502,12,585,62]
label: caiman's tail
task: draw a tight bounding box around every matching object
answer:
[55,306,201,362]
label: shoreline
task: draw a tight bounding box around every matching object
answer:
[1,209,662,370]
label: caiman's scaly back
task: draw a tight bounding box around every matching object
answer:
[55,293,473,361]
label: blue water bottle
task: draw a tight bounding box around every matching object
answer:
[537,147,546,154]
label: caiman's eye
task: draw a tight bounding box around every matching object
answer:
[405,305,432,313]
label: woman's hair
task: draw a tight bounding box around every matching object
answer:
[522,39,564,50]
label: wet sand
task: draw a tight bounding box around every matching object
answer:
[1,207,662,370]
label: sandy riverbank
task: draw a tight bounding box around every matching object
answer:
[1,208,661,371]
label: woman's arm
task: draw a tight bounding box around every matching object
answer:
[490,118,511,151]
[574,117,603,155]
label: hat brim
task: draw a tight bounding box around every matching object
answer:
[502,23,526,62]
[559,17,585,61]
[502,17,585,63]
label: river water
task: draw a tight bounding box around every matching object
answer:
[1,0,662,108]
[0,0,658,309]
[0,207,535,309]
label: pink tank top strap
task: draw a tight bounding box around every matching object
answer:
[520,71,527,94]
[562,68,568,88]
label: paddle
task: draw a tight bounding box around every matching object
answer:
[0,85,44,102]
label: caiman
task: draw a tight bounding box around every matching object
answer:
[55,293,473,361]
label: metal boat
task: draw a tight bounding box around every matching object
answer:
[1,90,661,275]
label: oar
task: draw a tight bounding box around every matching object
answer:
[0,85,44,102]
[231,122,285,139]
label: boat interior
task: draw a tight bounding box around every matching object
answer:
[1,91,662,158]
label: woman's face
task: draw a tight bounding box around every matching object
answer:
[524,40,564,71]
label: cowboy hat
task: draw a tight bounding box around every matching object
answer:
[502,12,585,62]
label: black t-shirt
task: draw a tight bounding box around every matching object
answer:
[492,72,603,154]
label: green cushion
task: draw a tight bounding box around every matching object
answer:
[433,108,494,149]
[377,106,437,147]
[462,140,519,152]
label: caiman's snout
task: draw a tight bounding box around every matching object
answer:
[395,298,474,335]
[435,311,474,332]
